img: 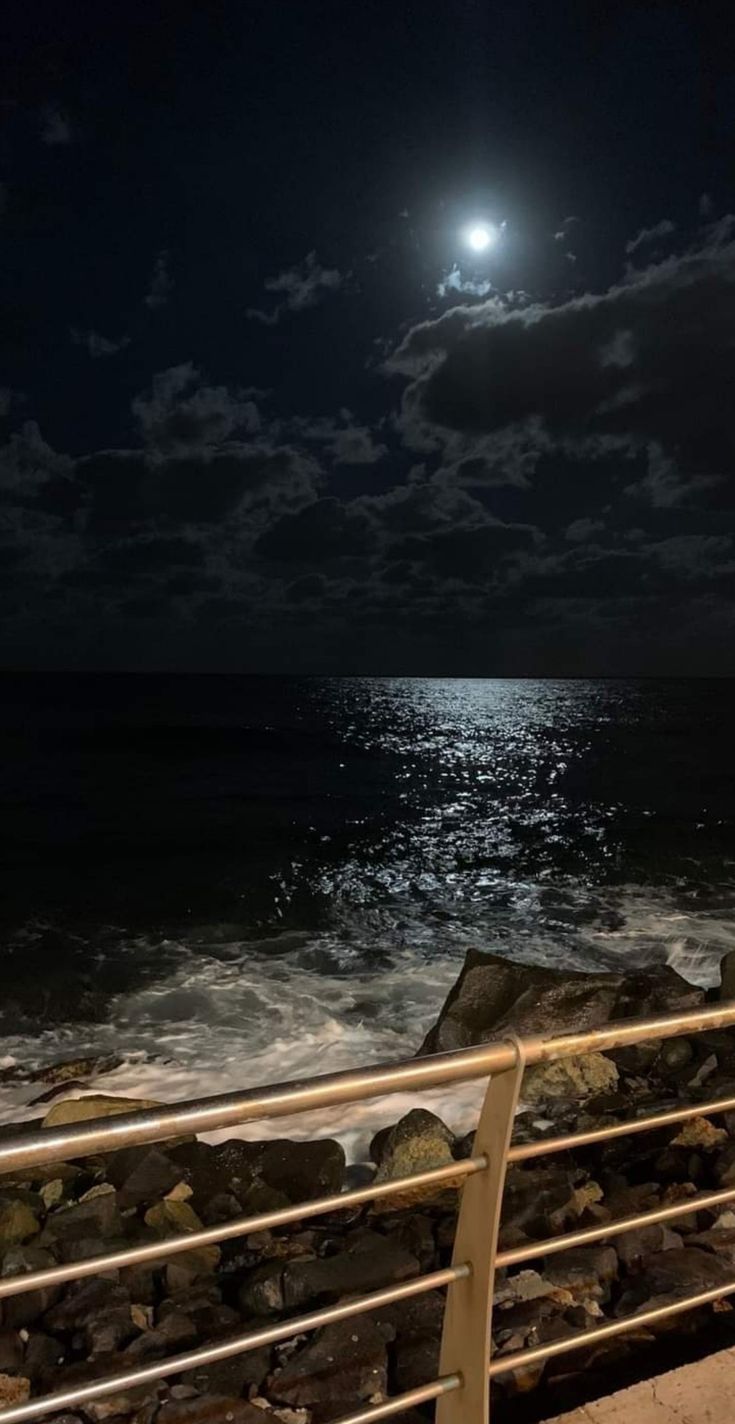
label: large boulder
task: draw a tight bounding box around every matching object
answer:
[420,948,703,1055]
[42,1094,159,1128]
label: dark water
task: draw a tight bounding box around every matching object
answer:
[1,675,734,1148]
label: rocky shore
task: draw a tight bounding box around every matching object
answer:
[2,949,735,1422]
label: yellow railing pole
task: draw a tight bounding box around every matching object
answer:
[436,1035,526,1423]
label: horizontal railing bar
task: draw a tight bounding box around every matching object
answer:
[331,1374,462,1424]
[488,1274,735,1378]
[0,1157,485,1301]
[3,1002,735,1173]
[497,1179,735,1268]
[0,1264,469,1424]
[509,1093,735,1163]
[0,1044,517,1174]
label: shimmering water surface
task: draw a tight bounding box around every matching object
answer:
[1,675,734,1152]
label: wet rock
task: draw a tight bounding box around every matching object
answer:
[269,1316,388,1414]
[616,1246,733,1317]
[371,1110,459,1210]
[239,1230,418,1316]
[499,1163,580,1241]
[522,1053,618,1104]
[0,1200,39,1247]
[30,1056,124,1088]
[420,949,622,1053]
[616,1224,683,1269]
[39,1189,121,1248]
[720,950,735,1002]
[247,1138,346,1203]
[0,1374,30,1407]
[45,1279,131,1333]
[105,1146,185,1208]
[687,1227,735,1265]
[123,1310,198,1363]
[0,1245,62,1327]
[180,1345,273,1399]
[0,1331,23,1374]
[157,1398,265,1424]
[24,1332,65,1389]
[41,1094,160,1128]
[541,1246,618,1304]
[420,949,703,1054]
[659,1038,695,1073]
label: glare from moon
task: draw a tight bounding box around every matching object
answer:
[466,223,497,252]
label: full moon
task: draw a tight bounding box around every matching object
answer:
[466,223,496,252]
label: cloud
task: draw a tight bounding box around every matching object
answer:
[437,266,494,299]
[132,363,260,454]
[625,218,676,255]
[554,216,579,241]
[389,227,735,507]
[144,251,173,309]
[71,329,131,359]
[282,412,386,466]
[247,252,342,324]
[40,107,72,145]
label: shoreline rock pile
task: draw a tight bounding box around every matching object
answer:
[1,949,735,1422]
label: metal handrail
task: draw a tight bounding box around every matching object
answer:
[0,999,734,1422]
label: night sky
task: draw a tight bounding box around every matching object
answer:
[2,0,735,674]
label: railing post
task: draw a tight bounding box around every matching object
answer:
[436,1035,525,1423]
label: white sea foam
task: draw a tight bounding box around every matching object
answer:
[0,882,732,1160]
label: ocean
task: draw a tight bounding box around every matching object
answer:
[1,674,734,1156]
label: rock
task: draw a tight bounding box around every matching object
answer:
[420,948,703,1055]
[157,1399,265,1424]
[30,1056,123,1087]
[245,1138,346,1203]
[123,1311,198,1363]
[0,1332,23,1374]
[522,1053,618,1104]
[687,1228,735,1265]
[40,1191,122,1247]
[24,1332,65,1389]
[239,1230,419,1316]
[0,1374,30,1407]
[144,1198,207,1238]
[720,950,735,1002]
[541,1246,618,1302]
[42,1094,159,1128]
[370,1110,460,1210]
[40,1179,65,1210]
[0,1245,62,1327]
[269,1317,388,1413]
[84,1304,137,1357]
[105,1146,185,1208]
[617,1246,733,1317]
[671,1116,728,1151]
[180,1346,272,1399]
[45,1278,131,1333]
[0,1200,40,1246]
[659,1039,694,1072]
[616,1225,683,1269]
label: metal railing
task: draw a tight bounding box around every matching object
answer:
[2,1000,735,1422]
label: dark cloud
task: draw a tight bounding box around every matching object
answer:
[132,364,260,454]
[71,329,131,359]
[625,218,676,255]
[390,231,735,508]
[144,251,173,310]
[39,107,72,145]
[255,497,372,563]
[247,252,343,325]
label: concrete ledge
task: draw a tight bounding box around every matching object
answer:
[546,1346,735,1424]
